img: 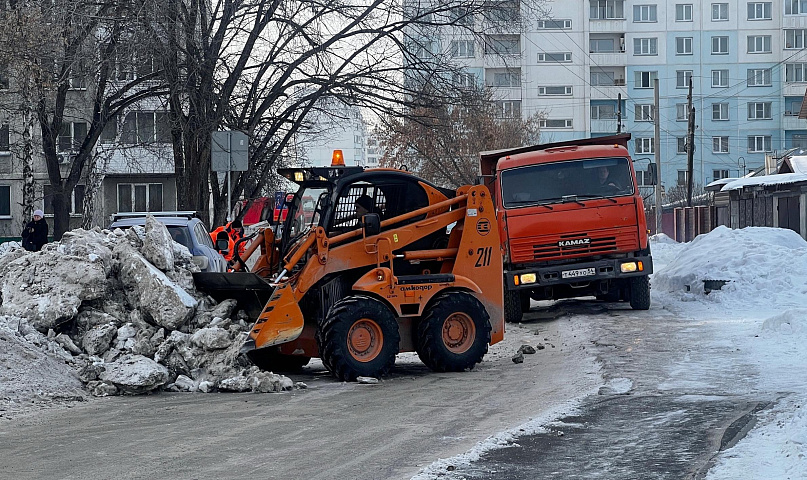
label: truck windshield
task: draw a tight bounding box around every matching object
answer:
[500,156,634,208]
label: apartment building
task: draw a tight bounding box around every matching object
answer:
[438,0,807,189]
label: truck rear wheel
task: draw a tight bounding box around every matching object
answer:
[416,292,491,372]
[317,295,400,381]
[504,290,523,323]
[629,276,651,310]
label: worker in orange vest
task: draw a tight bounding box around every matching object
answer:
[210,220,246,265]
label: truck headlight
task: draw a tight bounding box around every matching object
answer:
[192,255,210,270]
[620,262,637,273]
[519,273,537,284]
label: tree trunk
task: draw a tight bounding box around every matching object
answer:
[21,104,35,230]
[50,184,71,241]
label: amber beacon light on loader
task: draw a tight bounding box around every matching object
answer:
[194,152,504,381]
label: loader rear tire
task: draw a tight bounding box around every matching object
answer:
[416,292,491,372]
[317,295,400,382]
[504,290,523,323]
[629,275,651,310]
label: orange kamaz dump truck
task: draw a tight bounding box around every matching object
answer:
[480,134,653,322]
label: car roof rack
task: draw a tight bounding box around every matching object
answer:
[110,211,199,222]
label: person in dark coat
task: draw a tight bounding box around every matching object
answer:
[21,209,48,252]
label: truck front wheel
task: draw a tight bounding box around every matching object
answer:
[629,276,651,310]
[504,290,523,323]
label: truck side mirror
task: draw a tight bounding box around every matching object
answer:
[362,213,381,237]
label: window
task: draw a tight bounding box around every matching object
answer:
[677,137,688,154]
[496,100,522,118]
[636,169,654,186]
[747,68,771,86]
[712,69,729,87]
[633,38,658,55]
[785,29,807,49]
[538,52,572,62]
[676,103,690,121]
[786,63,807,82]
[785,98,803,115]
[748,135,771,152]
[0,68,9,90]
[67,61,88,90]
[786,0,807,14]
[0,185,9,216]
[634,71,657,88]
[591,104,617,119]
[538,53,572,63]
[792,134,807,148]
[635,104,654,122]
[636,137,654,154]
[676,4,693,21]
[676,70,693,88]
[590,38,617,53]
[713,103,729,120]
[449,7,474,25]
[538,86,573,96]
[117,183,164,213]
[454,72,476,88]
[748,102,772,119]
[676,37,693,55]
[747,35,771,53]
[591,70,616,86]
[747,2,772,19]
[57,122,87,152]
[484,0,519,23]
[537,19,571,29]
[121,111,171,144]
[633,5,657,22]
[0,124,8,151]
[485,35,520,55]
[677,170,689,186]
[712,36,729,54]
[590,0,625,20]
[539,119,573,129]
[450,40,475,58]
[43,184,85,215]
[713,169,730,179]
[489,69,521,87]
[713,137,729,153]
[712,3,728,20]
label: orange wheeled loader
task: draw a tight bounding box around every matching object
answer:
[195,159,504,381]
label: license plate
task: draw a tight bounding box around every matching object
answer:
[561,267,596,279]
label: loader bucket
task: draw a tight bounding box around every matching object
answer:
[192,272,274,320]
[245,281,305,350]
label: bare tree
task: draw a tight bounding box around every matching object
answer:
[148,0,548,226]
[0,0,169,240]
[376,88,542,188]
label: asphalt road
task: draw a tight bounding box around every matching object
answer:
[433,300,773,480]
[0,311,600,480]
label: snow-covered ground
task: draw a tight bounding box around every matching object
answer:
[415,226,807,479]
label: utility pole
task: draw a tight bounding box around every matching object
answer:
[654,78,662,236]
[617,93,622,134]
[686,78,696,207]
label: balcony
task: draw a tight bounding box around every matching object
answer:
[783,83,807,96]
[783,114,807,130]
[589,19,627,33]
[590,119,619,133]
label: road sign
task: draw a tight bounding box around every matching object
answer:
[211,131,249,172]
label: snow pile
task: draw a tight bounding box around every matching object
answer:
[652,226,807,305]
[0,216,298,414]
[648,229,807,480]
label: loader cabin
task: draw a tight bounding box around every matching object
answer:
[276,150,454,254]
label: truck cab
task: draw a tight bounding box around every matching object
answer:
[480,134,653,321]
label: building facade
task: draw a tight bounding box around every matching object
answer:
[438,0,807,190]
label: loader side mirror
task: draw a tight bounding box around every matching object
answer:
[362,213,381,237]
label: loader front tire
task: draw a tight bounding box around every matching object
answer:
[318,295,400,382]
[416,292,491,372]
[629,275,651,310]
[504,290,523,323]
